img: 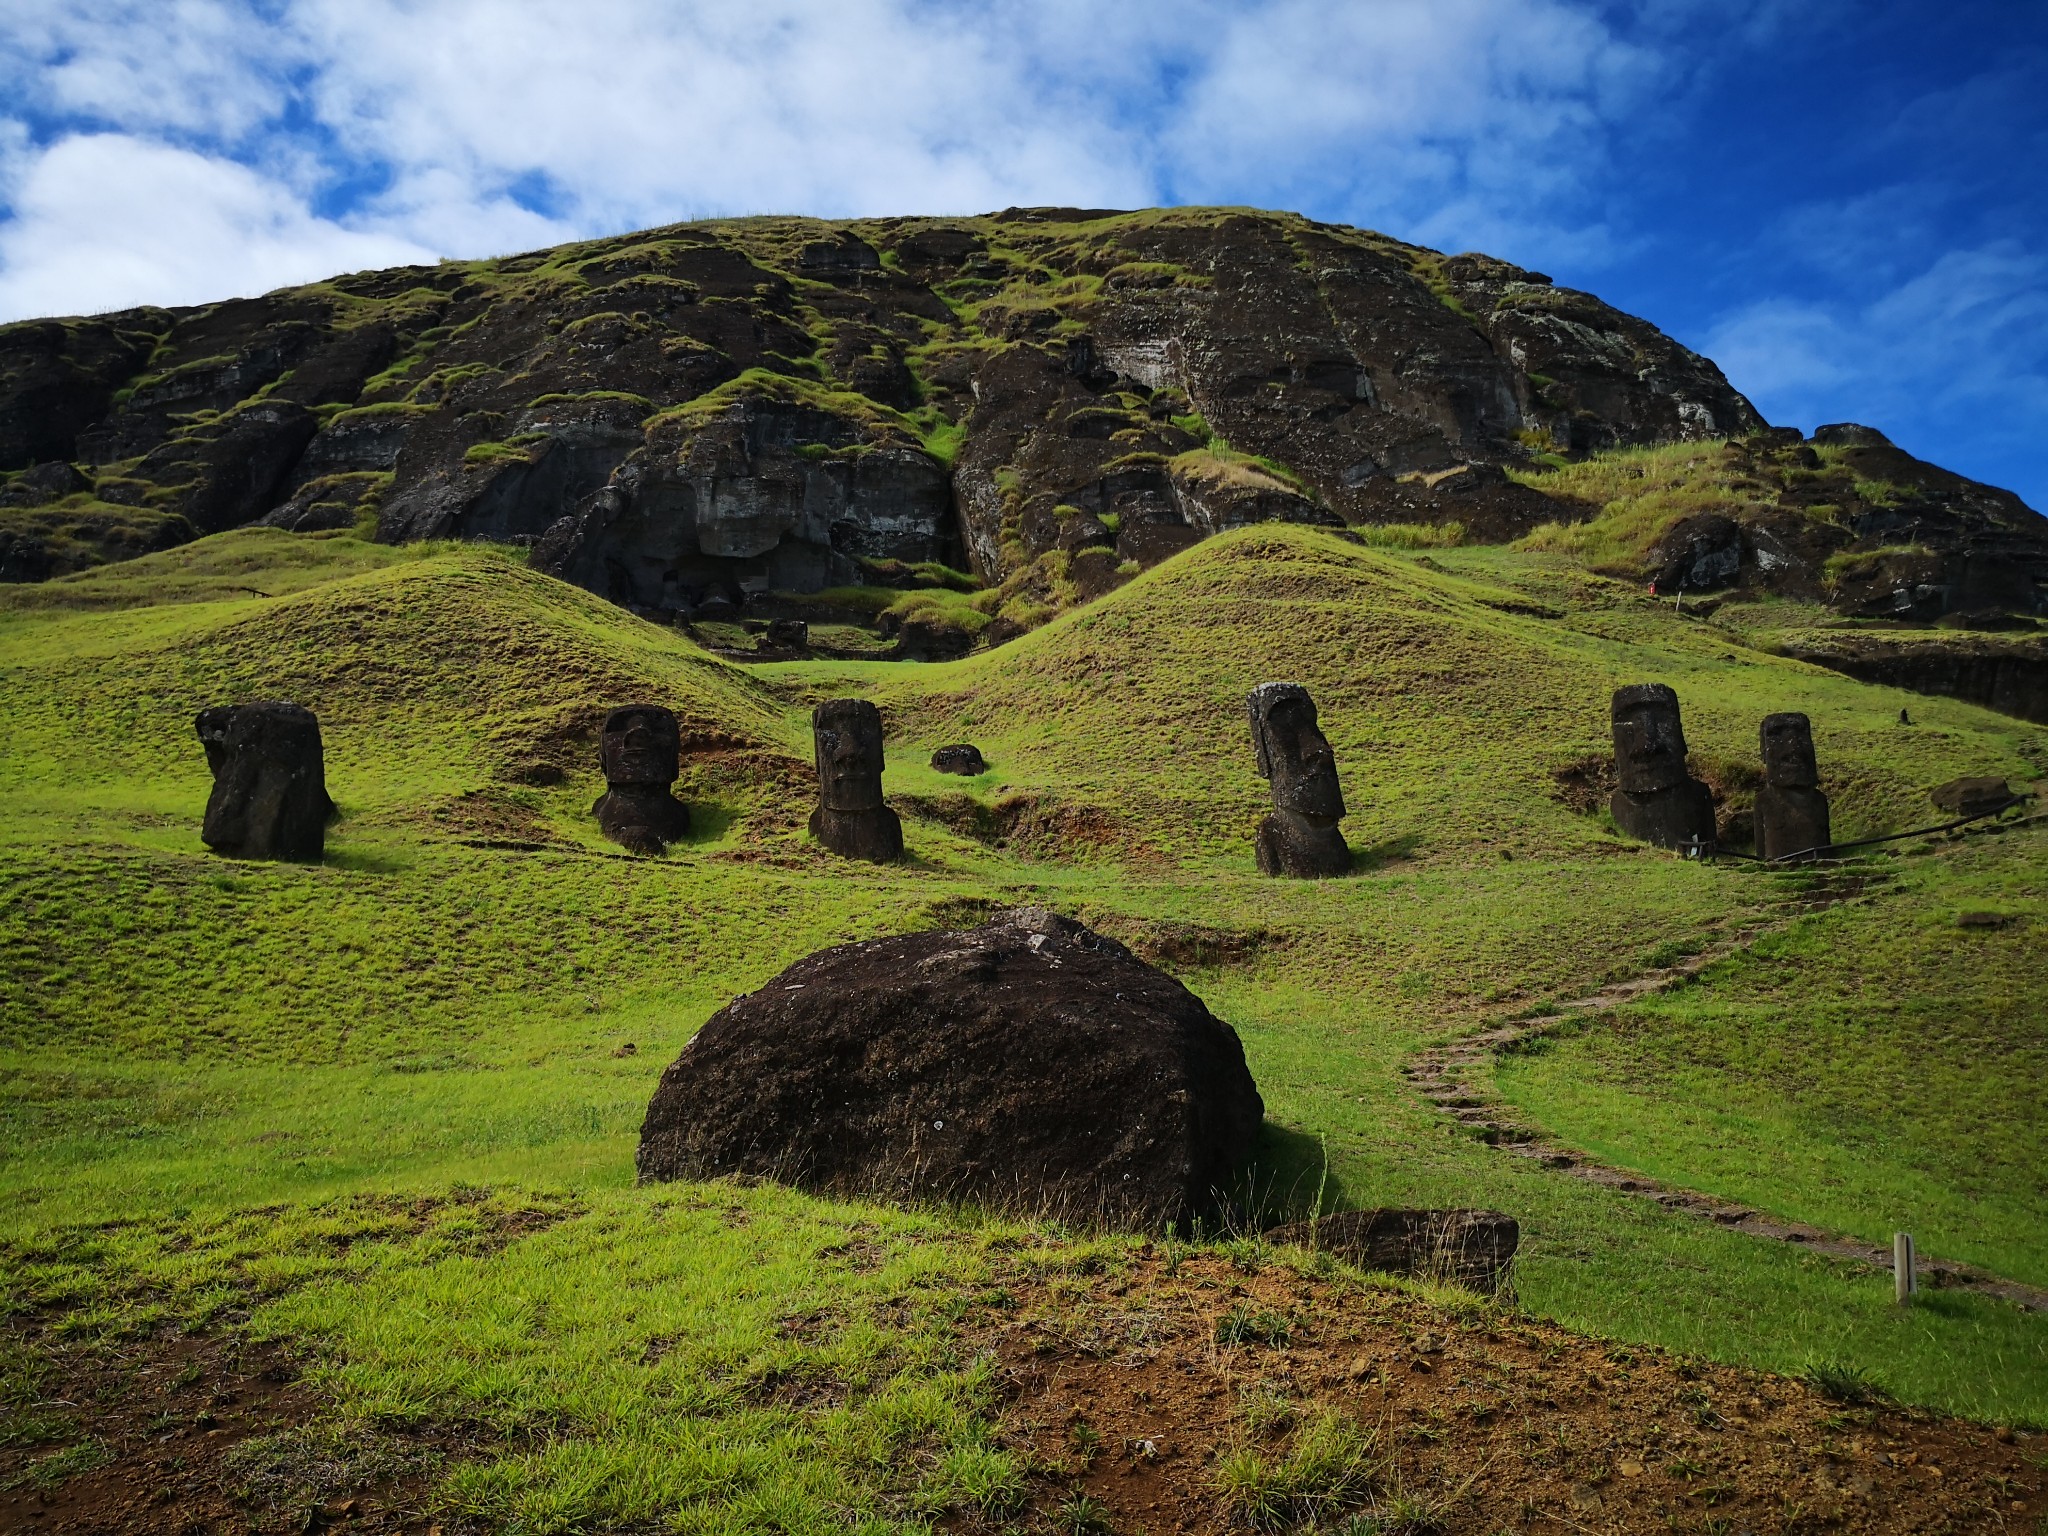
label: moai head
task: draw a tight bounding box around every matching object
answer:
[600,705,681,787]
[814,699,886,812]
[196,701,330,861]
[1611,684,1692,794]
[1247,683,1344,819]
[1759,712,1819,788]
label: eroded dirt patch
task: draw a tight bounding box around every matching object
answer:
[983,1251,2045,1534]
[0,1328,440,1535]
[1086,917,1286,975]
[0,1193,576,1534]
[898,791,1154,862]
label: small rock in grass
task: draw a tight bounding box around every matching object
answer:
[1929,776,2015,817]
[1262,1207,1520,1296]
[931,743,987,775]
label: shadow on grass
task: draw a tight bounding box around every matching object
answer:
[1237,1122,1349,1231]
[676,801,739,846]
[1353,832,1424,873]
[325,844,412,874]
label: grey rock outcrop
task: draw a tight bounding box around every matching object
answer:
[8,209,2041,633]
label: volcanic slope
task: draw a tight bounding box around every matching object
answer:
[8,204,2044,659]
[2,525,2045,1528]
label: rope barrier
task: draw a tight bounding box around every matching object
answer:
[1705,795,2035,866]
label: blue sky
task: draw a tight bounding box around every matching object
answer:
[2,0,2042,507]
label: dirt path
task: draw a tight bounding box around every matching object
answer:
[1402,857,2048,1315]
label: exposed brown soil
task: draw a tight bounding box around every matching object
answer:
[1548,755,1615,817]
[426,786,558,843]
[897,790,1155,863]
[1088,917,1286,974]
[0,1328,435,1536]
[983,1251,2046,1534]
[0,1194,576,1535]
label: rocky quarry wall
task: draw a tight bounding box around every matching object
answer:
[3,206,2044,656]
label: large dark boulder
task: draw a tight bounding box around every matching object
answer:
[1649,512,1744,595]
[636,907,1265,1228]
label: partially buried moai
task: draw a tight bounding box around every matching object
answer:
[593,705,693,855]
[195,702,333,861]
[1608,684,1717,852]
[811,699,903,861]
[1754,712,1831,861]
[1248,682,1351,877]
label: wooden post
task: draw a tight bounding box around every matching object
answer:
[1894,1232,1916,1304]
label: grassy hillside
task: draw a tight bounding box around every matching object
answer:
[1497,832,2048,1285]
[3,524,2044,1523]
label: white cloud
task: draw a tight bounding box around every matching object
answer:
[294,0,1156,233]
[0,0,1672,318]
[1,0,304,144]
[0,134,434,320]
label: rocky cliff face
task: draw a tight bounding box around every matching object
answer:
[2,204,2041,638]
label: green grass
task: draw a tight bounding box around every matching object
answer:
[0,528,433,613]
[1513,440,1756,571]
[1496,833,2048,1285]
[3,1185,1030,1532]
[0,520,2043,1523]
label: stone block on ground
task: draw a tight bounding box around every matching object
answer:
[931,743,987,775]
[1264,1208,1520,1295]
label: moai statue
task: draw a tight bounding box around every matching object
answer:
[1754,712,1831,861]
[195,702,333,861]
[1247,682,1351,878]
[1608,684,1717,853]
[593,705,693,855]
[811,699,903,861]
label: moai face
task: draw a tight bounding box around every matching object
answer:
[195,705,237,778]
[1611,684,1691,794]
[814,699,886,812]
[1759,713,1819,788]
[1248,683,1345,819]
[600,706,681,787]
